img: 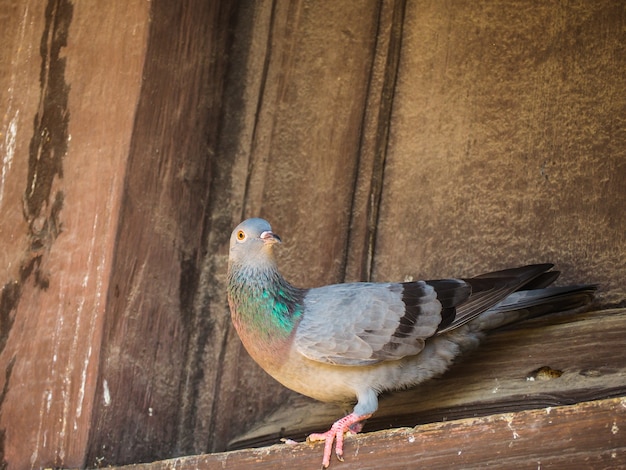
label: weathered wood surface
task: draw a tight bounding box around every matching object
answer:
[116,397,626,469]
[228,308,626,450]
[0,1,150,468]
[0,0,236,467]
[204,0,626,459]
[0,0,625,468]
[85,1,237,466]
[373,0,626,297]
[187,0,391,456]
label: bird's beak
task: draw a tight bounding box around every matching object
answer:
[260,230,282,244]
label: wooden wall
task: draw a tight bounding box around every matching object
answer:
[0,0,624,468]
[1,0,150,467]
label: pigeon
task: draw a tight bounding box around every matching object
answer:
[226,218,596,468]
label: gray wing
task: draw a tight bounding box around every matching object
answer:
[294,280,467,366]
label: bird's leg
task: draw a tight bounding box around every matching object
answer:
[307,412,371,468]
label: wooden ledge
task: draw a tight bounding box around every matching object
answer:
[113,308,626,469]
[119,397,626,469]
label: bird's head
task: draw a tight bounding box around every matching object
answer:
[228,218,282,269]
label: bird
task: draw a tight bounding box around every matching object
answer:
[226,217,596,468]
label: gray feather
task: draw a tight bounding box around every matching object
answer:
[296,282,445,365]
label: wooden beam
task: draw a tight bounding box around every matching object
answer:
[0,1,149,467]
[85,0,237,466]
[115,396,626,469]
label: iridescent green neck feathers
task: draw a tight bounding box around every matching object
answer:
[228,262,304,347]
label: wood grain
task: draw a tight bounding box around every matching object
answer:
[1,0,624,468]
[345,0,407,283]
[190,0,384,454]
[114,397,626,469]
[374,0,626,302]
[0,1,149,467]
[85,1,237,466]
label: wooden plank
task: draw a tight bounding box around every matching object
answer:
[345,0,407,283]
[229,308,626,449]
[84,0,238,467]
[115,396,626,469]
[175,0,279,458]
[0,1,149,468]
[373,0,626,304]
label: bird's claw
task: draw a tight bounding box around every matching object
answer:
[306,412,371,468]
[306,429,336,468]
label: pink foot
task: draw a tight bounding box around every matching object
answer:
[306,412,371,468]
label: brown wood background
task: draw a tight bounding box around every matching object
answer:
[0,0,624,468]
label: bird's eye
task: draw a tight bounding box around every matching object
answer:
[236,230,245,241]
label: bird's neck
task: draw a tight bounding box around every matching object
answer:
[227,263,305,351]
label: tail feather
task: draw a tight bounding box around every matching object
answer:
[436,264,597,334]
[438,264,558,333]
[469,284,598,332]
[520,271,561,290]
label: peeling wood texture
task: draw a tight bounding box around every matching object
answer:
[0,0,625,469]
[0,0,151,468]
[117,397,626,469]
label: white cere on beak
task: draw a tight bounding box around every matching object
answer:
[260,231,281,244]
